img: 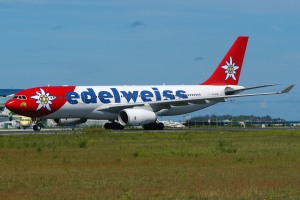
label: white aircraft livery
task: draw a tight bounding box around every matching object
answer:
[5,36,294,131]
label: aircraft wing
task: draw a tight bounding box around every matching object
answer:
[96,84,294,113]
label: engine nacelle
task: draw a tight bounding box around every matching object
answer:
[118,109,157,126]
[53,118,87,126]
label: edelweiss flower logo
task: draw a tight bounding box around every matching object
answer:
[221,56,239,80]
[31,88,56,111]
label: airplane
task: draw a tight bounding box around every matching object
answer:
[0,114,33,129]
[5,36,294,131]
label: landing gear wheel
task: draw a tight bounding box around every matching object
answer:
[143,122,164,130]
[104,122,124,130]
[157,122,164,130]
[118,124,124,130]
[33,124,41,131]
[104,123,112,130]
[143,123,154,130]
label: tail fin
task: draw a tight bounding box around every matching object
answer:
[200,36,249,85]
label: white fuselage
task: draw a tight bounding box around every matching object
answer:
[44,85,244,119]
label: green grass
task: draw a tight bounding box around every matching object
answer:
[0,129,300,199]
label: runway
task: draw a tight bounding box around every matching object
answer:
[0,127,299,135]
[0,128,77,135]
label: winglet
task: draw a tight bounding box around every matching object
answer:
[279,84,295,94]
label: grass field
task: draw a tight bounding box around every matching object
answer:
[0,129,300,199]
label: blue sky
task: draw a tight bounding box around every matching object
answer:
[0,0,299,120]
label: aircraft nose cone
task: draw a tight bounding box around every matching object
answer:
[5,99,29,116]
[5,99,18,112]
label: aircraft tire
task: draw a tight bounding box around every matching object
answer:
[104,123,111,130]
[144,122,164,130]
[33,124,41,131]
[112,122,124,130]
[111,122,118,130]
[143,124,151,130]
[118,124,124,130]
[104,122,124,130]
[157,122,164,130]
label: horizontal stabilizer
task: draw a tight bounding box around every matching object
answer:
[279,84,295,94]
[234,84,281,93]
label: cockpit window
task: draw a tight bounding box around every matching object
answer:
[13,95,27,100]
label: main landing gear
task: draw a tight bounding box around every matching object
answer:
[103,121,164,130]
[143,122,164,130]
[104,121,124,130]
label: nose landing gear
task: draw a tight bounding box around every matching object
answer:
[33,124,42,131]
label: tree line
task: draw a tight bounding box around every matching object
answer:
[189,115,285,122]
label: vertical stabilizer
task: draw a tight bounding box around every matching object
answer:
[200,36,248,85]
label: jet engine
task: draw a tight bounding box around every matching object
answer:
[53,118,87,126]
[118,108,157,126]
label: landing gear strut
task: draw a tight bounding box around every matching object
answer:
[104,121,124,130]
[143,122,164,130]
